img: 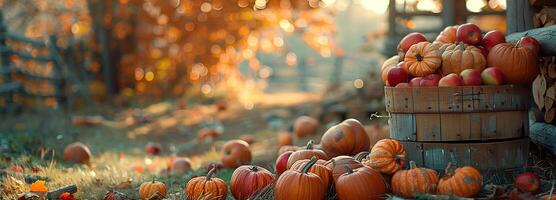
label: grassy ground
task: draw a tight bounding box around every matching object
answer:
[0,92,323,199]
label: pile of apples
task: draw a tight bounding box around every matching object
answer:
[385,23,540,88]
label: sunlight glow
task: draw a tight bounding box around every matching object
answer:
[354,79,364,88]
[466,0,486,13]
[360,0,389,14]
[417,0,442,13]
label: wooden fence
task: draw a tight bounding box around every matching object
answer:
[0,12,72,112]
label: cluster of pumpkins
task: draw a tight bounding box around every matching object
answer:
[131,118,482,200]
[381,23,541,88]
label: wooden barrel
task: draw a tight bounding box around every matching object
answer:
[384,85,531,171]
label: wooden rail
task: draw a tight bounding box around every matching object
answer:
[0,11,66,112]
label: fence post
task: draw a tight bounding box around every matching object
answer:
[48,35,66,107]
[0,11,14,112]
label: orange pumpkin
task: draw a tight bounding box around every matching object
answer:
[185,167,227,200]
[293,116,319,137]
[435,25,458,44]
[543,194,556,200]
[275,157,327,200]
[230,165,275,200]
[364,139,406,175]
[438,163,482,198]
[431,42,455,55]
[278,132,293,146]
[170,157,192,174]
[290,159,332,188]
[381,55,400,83]
[403,42,441,77]
[63,142,92,166]
[335,166,387,200]
[321,119,370,157]
[487,42,539,84]
[139,178,167,200]
[441,43,486,75]
[287,140,328,169]
[325,155,364,180]
[220,140,252,168]
[392,161,438,198]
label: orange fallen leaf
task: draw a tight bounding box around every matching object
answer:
[29,180,48,193]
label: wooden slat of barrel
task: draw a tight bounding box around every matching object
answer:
[413,87,439,113]
[440,113,472,141]
[461,86,475,112]
[415,114,441,141]
[384,87,393,112]
[400,138,529,171]
[438,87,463,112]
[392,87,413,112]
[400,141,424,166]
[389,114,416,140]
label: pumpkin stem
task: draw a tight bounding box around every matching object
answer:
[444,162,456,177]
[343,165,353,174]
[409,161,417,169]
[152,177,156,183]
[306,140,314,150]
[458,42,465,51]
[206,167,216,181]
[301,156,318,174]
[250,166,259,172]
[415,53,424,62]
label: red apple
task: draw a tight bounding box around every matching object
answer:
[439,73,464,87]
[476,45,488,58]
[481,67,504,85]
[481,30,506,50]
[519,36,540,54]
[420,74,442,87]
[275,151,293,175]
[515,172,540,193]
[457,23,482,45]
[409,77,423,87]
[398,32,427,53]
[395,82,411,88]
[460,69,482,86]
[387,67,409,86]
[146,142,162,155]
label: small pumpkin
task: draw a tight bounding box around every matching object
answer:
[335,166,387,200]
[403,41,442,77]
[103,190,128,200]
[278,132,293,146]
[170,157,192,174]
[441,43,486,75]
[487,42,539,84]
[381,55,400,84]
[197,128,222,141]
[435,25,458,44]
[438,163,482,198]
[287,140,328,169]
[290,159,332,187]
[139,178,167,200]
[230,165,275,200]
[275,157,327,200]
[293,116,319,138]
[325,155,364,180]
[365,139,406,175]
[220,139,252,168]
[63,142,92,166]
[391,161,438,198]
[321,119,370,157]
[185,167,227,200]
